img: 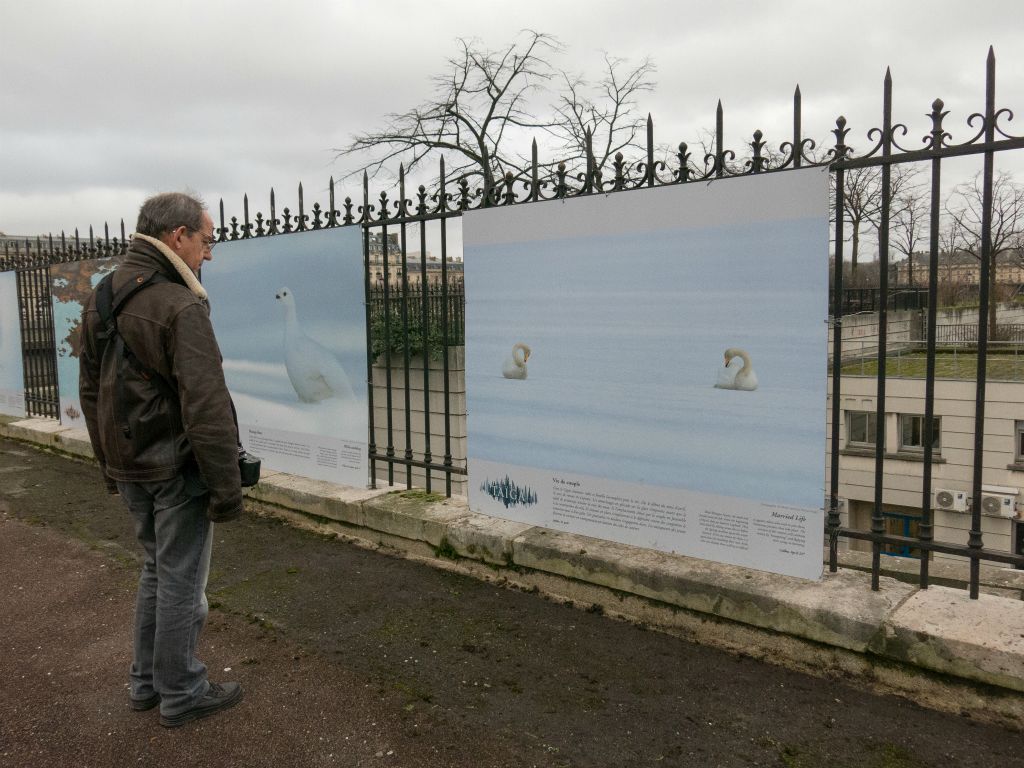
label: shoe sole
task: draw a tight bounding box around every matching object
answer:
[130,694,161,712]
[159,687,243,728]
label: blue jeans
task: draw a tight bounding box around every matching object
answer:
[118,466,213,716]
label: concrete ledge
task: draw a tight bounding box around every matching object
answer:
[248,472,384,529]
[444,511,531,565]
[1,419,95,461]
[877,585,1024,693]
[5,416,1024,704]
[510,527,915,652]
[364,491,473,550]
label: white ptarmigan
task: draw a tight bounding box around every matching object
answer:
[274,286,356,402]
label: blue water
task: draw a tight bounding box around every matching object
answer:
[465,219,827,508]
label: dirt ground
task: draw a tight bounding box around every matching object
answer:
[2,436,1023,768]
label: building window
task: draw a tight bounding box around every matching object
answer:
[899,414,940,454]
[1015,421,1024,464]
[846,411,876,448]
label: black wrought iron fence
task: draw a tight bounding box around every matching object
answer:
[368,279,464,360]
[835,288,930,314]
[5,47,1024,599]
[15,267,60,419]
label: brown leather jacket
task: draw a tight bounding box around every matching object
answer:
[79,236,242,521]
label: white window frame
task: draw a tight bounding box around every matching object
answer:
[898,414,941,455]
[845,410,877,449]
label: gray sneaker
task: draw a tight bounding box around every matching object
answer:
[159,682,243,728]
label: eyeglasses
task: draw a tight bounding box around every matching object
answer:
[182,227,217,252]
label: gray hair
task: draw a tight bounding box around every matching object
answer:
[135,191,206,237]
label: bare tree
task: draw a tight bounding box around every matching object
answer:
[946,171,1024,337]
[890,177,928,288]
[838,167,880,286]
[831,165,922,287]
[335,32,656,195]
[551,53,656,178]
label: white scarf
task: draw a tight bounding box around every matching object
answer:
[131,233,208,301]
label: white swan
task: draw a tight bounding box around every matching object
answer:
[275,286,356,402]
[714,347,758,391]
[502,343,531,380]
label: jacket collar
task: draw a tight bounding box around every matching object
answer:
[130,233,208,301]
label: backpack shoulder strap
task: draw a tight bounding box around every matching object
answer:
[93,270,177,438]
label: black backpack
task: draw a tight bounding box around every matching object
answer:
[92,270,261,486]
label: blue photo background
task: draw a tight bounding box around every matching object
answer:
[466,218,827,509]
[51,257,119,426]
[201,228,368,447]
[0,272,25,415]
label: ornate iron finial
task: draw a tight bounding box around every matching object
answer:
[927,98,949,150]
[531,138,540,202]
[646,113,655,187]
[793,85,803,168]
[676,142,691,182]
[503,171,515,205]
[360,171,372,224]
[613,151,625,190]
[832,115,851,161]
[268,188,279,234]
[398,164,410,218]
[556,161,567,199]
[750,130,766,173]
[715,100,724,178]
[296,182,308,231]
[416,184,428,216]
[242,194,252,238]
[327,177,339,227]
[282,207,293,233]
[311,202,323,229]
[218,199,227,241]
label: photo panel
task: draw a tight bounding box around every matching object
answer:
[0,271,25,417]
[50,257,119,427]
[464,169,829,579]
[203,227,369,487]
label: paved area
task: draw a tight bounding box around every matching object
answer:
[2,438,1024,768]
[8,415,1024,699]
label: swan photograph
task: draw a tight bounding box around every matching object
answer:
[464,170,828,578]
[502,342,531,379]
[201,228,368,487]
[714,347,758,391]
[465,170,828,516]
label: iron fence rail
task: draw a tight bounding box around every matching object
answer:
[5,48,1024,598]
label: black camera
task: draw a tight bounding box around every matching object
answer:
[238,448,262,487]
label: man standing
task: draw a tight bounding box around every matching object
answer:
[79,191,243,727]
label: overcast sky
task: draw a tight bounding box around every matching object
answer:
[1,0,1021,241]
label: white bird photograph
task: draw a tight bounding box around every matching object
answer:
[714,347,758,391]
[502,342,531,379]
[199,229,369,488]
[276,286,357,402]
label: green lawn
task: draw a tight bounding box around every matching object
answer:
[841,352,1024,381]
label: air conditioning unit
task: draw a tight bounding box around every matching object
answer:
[934,488,968,512]
[980,493,1016,518]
